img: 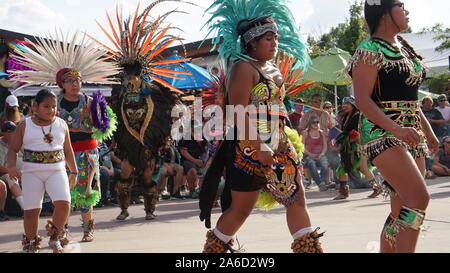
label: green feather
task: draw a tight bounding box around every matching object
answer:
[284,126,304,159]
[255,190,278,211]
[70,189,101,208]
[92,106,118,143]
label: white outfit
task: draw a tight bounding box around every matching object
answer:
[436,106,450,121]
[21,117,70,210]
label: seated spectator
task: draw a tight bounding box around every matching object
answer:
[436,94,450,136]
[0,95,24,125]
[0,121,24,210]
[157,138,186,199]
[97,141,121,207]
[178,125,208,199]
[301,116,329,191]
[0,180,8,221]
[431,136,450,176]
[298,94,333,136]
[422,96,448,142]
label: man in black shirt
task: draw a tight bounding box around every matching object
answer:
[178,129,208,199]
[422,96,448,142]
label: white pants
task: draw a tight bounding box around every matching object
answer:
[22,170,71,210]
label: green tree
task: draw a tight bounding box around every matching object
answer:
[338,1,368,54]
[423,72,450,93]
[308,1,368,56]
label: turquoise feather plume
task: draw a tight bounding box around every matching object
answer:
[203,0,310,68]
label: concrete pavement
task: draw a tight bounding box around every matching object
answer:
[1,177,449,253]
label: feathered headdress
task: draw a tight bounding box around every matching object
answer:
[275,53,328,113]
[88,1,195,93]
[203,0,310,67]
[9,31,119,91]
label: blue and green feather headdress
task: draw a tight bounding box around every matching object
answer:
[203,0,310,69]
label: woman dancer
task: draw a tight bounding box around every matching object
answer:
[348,0,439,252]
[332,97,380,200]
[8,89,77,253]
[200,0,323,253]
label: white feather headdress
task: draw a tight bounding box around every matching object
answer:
[9,31,120,92]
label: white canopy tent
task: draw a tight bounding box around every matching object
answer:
[13,85,112,97]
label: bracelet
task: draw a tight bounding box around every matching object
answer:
[68,170,78,175]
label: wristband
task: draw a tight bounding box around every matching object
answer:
[68,170,78,175]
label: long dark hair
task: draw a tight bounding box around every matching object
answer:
[342,103,358,127]
[236,15,276,54]
[365,1,423,60]
[364,0,400,35]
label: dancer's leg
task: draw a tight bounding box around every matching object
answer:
[373,147,429,253]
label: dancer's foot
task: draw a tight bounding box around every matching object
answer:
[367,188,382,198]
[116,210,129,221]
[145,212,156,220]
[81,220,94,242]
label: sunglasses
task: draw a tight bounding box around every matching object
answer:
[324,106,332,109]
[391,2,405,10]
[439,100,446,102]
[311,121,320,124]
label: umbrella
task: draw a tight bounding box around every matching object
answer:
[0,72,8,79]
[302,47,352,114]
[159,53,212,90]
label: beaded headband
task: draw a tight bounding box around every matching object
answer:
[242,23,278,44]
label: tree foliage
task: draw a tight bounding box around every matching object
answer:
[423,72,450,93]
[309,1,368,56]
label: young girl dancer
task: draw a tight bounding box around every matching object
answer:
[8,89,77,253]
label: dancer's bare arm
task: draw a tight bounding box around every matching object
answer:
[63,125,78,188]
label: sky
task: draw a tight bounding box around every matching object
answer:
[0,0,449,48]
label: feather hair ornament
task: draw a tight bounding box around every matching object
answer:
[9,31,120,92]
[203,0,310,68]
[90,0,196,93]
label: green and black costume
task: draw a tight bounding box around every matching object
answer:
[346,36,428,163]
[346,36,428,247]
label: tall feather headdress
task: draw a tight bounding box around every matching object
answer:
[203,0,310,68]
[9,31,120,91]
[88,0,195,93]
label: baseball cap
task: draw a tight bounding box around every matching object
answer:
[342,96,356,106]
[438,94,447,101]
[1,121,17,133]
[5,95,19,107]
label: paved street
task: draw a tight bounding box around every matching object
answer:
[1,177,449,253]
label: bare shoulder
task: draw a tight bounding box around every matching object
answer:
[229,61,255,79]
[227,60,258,87]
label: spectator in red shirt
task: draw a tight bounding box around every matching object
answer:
[288,98,304,132]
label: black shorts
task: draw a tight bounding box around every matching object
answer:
[225,147,265,192]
